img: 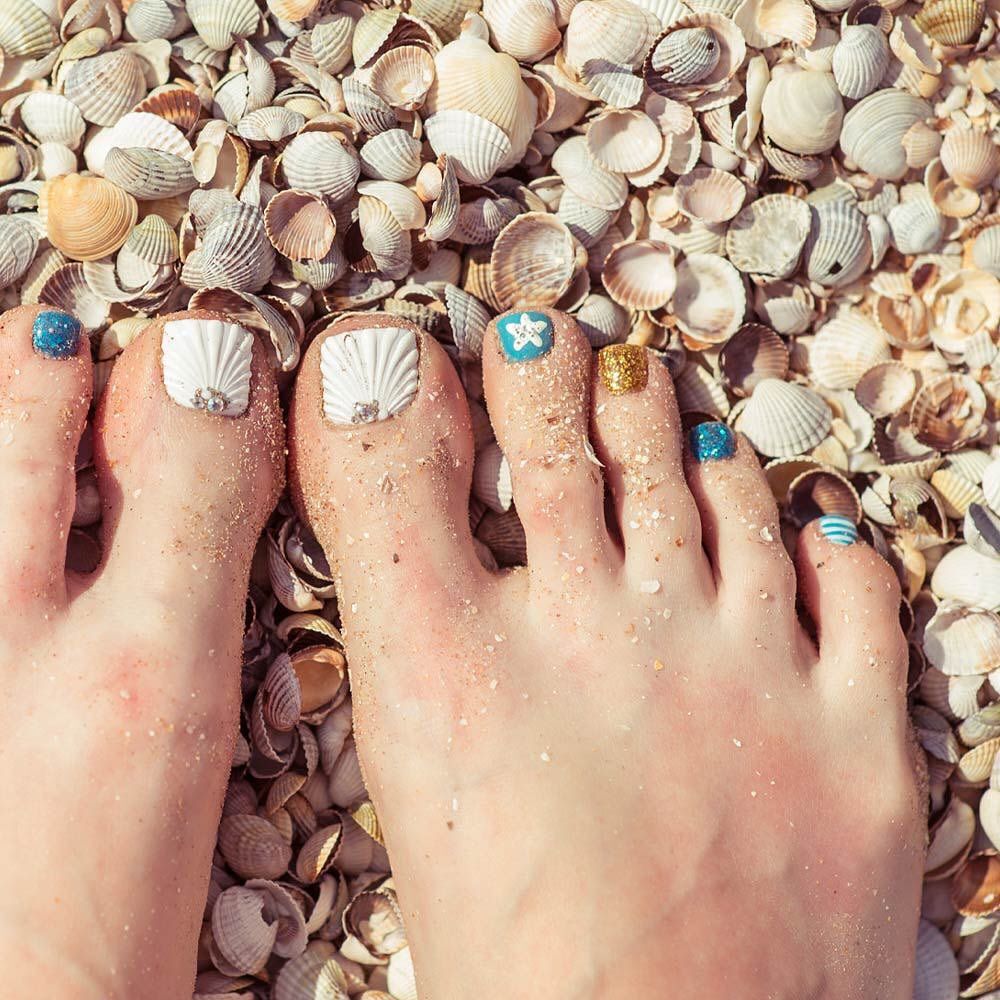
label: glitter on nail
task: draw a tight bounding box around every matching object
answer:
[598,344,648,395]
[688,421,736,462]
[32,310,81,360]
[816,514,859,546]
[497,311,553,362]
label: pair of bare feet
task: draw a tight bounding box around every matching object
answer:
[0,302,923,999]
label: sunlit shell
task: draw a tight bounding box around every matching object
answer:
[910,373,987,453]
[0,216,39,291]
[237,107,306,144]
[718,323,789,397]
[557,189,615,248]
[932,545,1000,611]
[369,45,436,111]
[272,942,350,1000]
[725,194,810,279]
[103,147,197,201]
[803,199,871,287]
[40,174,138,262]
[0,0,59,58]
[753,281,814,335]
[551,134,629,211]
[585,109,662,174]
[264,189,336,262]
[182,202,276,294]
[18,92,86,149]
[924,603,1000,675]
[940,128,1000,190]
[425,110,512,185]
[188,0,261,50]
[760,67,843,155]
[490,212,577,310]
[840,89,932,180]
[902,120,943,170]
[280,132,360,203]
[218,815,293,880]
[809,310,890,390]
[929,269,1000,357]
[648,27,720,86]
[734,378,833,458]
[472,441,513,513]
[674,166,745,224]
[671,253,745,345]
[644,13,746,100]
[359,128,423,182]
[831,23,889,99]
[126,0,192,42]
[914,0,984,45]
[853,361,917,418]
[601,239,676,311]
[63,50,148,128]
[483,0,561,62]
[887,195,945,256]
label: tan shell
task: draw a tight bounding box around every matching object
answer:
[810,309,891,390]
[575,293,629,348]
[188,0,261,50]
[264,189,337,261]
[425,110,512,185]
[760,67,844,155]
[718,323,789,397]
[674,166,745,224]
[734,378,833,458]
[217,814,293,880]
[601,239,677,311]
[551,134,629,211]
[0,0,59,58]
[923,603,1000,676]
[914,0,985,45]
[910,374,986,453]
[585,109,662,174]
[952,854,1000,916]
[482,0,561,62]
[671,253,745,345]
[40,174,138,262]
[63,50,149,128]
[369,45,436,111]
[272,941,350,1000]
[940,128,1000,190]
[359,129,423,182]
[931,545,1000,611]
[489,212,578,310]
[725,194,811,279]
[854,361,917,418]
[281,132,361,203]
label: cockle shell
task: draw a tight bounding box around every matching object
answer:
[369,45,436,111]
[923,603,1000,675]
[725,194,811,279]
[103,147,197,200]
[264,189,337,262]
[473,442,513,512]
[853,361,917,418]
[803,199,871,287]
[557,189,615,248]
[585,109,662,174]
[0,0,58,58]
[218,815,293,880]
[671,253,745,345]
[831,24,889,100]
[718,323,789,396]
[182,202,276,294]
[601,239,676,311]
[490,212,578,310]
[932,545,1000,611]
[0,216,39,290]
[887,195,945,255]
[40,174,138,262]
[914,0,985,45]
[809,309,890,390]
[912,920,960,1000]
[187,0,261,50]
[840,90,932,181]
[648,27,720,87]
[551,134,629,211]
[125,0,191,42]
[734,378,833,457]
[280,132,360,203]
[940,128,1000,190]
[126,214,179,266]
[272,942,350,1000]
[674,166,745,224]
[644,13,746,100]
[911,373,987,453]
[760,67,843,155]
[425,110,512,185]
[482,0,561,62]
[359,129,423,182]
[63,50,148,128]
[18,92,86,149]
[753,281,814,335]
[574,293,629,348]
[161,319,253,418]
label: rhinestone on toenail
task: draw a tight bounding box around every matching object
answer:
[321,326,419,425]
[162,319,253,418]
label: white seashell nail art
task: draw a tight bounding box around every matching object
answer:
[161,318,253,417]
[321,326,419,425]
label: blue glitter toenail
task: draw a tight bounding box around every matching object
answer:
[497,311,554,362]
[688,422,735,462]
[32,310,82,360]
[816,514,858,546]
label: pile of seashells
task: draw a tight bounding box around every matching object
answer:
[5,0,1000,995]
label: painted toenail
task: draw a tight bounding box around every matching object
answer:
[32,310,81,360]
[321,325,419,425]
[161,319,253,417]
[497,310,554,362]
[816,514,859,546]
[688,422,735,462]
[598,344,648,394]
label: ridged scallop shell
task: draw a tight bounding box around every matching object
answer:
[840,90,932,181]
[125,215,178,266]
[563,0,660,85]
[218,815,293,880]
[0,216,39,291]
[725,194,810,279]
[575,293,629,348]
[551,135,629,211]
[803,199,871,287]
[902,120,943,170]
[369,45,436,111]
[103,147,197,200]
[425,110,512,185]
[887,195,945,255]
[911,373,987,453]
[64,50,148,128]
[557,188,615,248]
[760,68,844,155]
[342,76,398,135]
[490,213,578,310]
[18,92,86,149]
[359,129,423,182]
[671,253,745,345]
[718,323,789,397]
[0,0,59,58]
[853,361,916,418]
[674,166,745,224]
[734,378,833,458]
[809,309,891,390]
[649,27,720,85]
[754,282,814,335]
[264,189,336,262]
[237,107,306,144]
[674,360,730,418]
[125,0,191,42]
[472,442,513,513]
[188,0,261,50]
[644,14,746,100]
[483,0,561,62]
[161,319,253,418]
[40,174,138,263]
[586,109,662,174]
[272,942,349,1000]
[971,225,1000,277]
[940,128,1000,190]
[932,546,1000,611]
[183,203,276,294]
[831,24,889,99]
[601,239,677,311]
[912,920,960,1000]
[914,0,984,45]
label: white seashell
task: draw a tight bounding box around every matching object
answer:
[103,147,198,200]
[321,326,420,426]
[556,189,615,248]
[281,132,360,204]
[734,378,833,458]
[932,545,1000,611]
[161,319,253,418]
[182,203,275,294]
[902,121,943,170]
[972,226,1000,278]
[831,24,889,100]
[965,505,1000,560]
[425,110,513,185]
[649,27,721,85]
[601,239,676,311]
[575,293,629,348]
[887,195,945,255]
[810,310,890,390]
[803,199,871,287]
[551,134,629,211]
[840,90,932,181]
[473,442,513,513]
[0,216,39,291]
[725,194,811,279]
[64,50,149,128]
[18,92,86,149]
[753,280,814,335]
[674,166,745,224]
[586,109,662,174]
[126,0,191,41]
[483,0,561,63]
[912,920,960,1000]
[37,142,78,179]
[760,67,843,155]
[0,0,58,58]
[940,128,1000,190]
[187,0,261,50]
[671,253,745,345]
[359,129,423,182]
[923,602,1000,675]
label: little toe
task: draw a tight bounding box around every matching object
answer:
[796,516,907,704]
[481,308,615,578]
[0,305,90,612]
[88,310,284,630]
[590,345,712,600]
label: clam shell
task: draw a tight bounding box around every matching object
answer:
[342,76,399,135]
[64,50,148,128]
[369,45,436,111]
[103,147,197,200]
[645,13,746,100]
[556,188,615,248]
[718,323,789,396]
[39,262,110,332]
[586,109,662,174]
[0,216,39,291]
[601,239,676,311]
[840,90,932,181]
[853,361,916,418]
[914,0,985,45]
[281,132,361,203]
[924,603,1000,675]
[483,0,561,62]
[649,27,721,86]
[490,212,578,310]
[932,545,1000,611]
[126,214,179,265]
[674,166,745,224]
[967,503,1000,560]
[910,373,987,453]
[887,194,945,255]
[575,293,629,348]
[476,508,526,566]
[37,142,77,180]
[972,225,1000,278]
[760,68,843,155]
[725,194,811,279]
[902,121,943,170]
[272,942,350,1000]
[472,442,513,513]
[359,129,423,182]
[926,795,976,876]
[188,0,261,50]
[809,309,890,390]
[831,23,888,99]
[940,128,1000,190]
[134,87,203,135]
[803,199,872,288]
[425,110,512,185]
[218,814,293,880]
[551,134,629,211]
[734,378,833,458]
[126,0,191,42]
[264,189,337,262]
[0,0,59,58]
[912,920,960,1000]
[754,281,814,335]
[211,886,278,975]
[40,174,138,263]
[237,107,306,144]
[671,253,745,345]
[18,92,86,149]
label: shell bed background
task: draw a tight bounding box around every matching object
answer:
[5,0,1000,995]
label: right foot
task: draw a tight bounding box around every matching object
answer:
[289,309,925,999]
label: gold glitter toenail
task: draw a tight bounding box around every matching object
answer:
[598,344,648,395]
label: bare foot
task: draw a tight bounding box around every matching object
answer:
[0,307,283,996]
[289,309,925,999]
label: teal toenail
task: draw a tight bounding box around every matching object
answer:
[688,422,735,462]
[497,311,553,363]
[32,310,82,360]
[816,514,858,546]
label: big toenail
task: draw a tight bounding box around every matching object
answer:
[598,344,648,394]
[321,326,419,425]
[161,319,253,417]
[497,310,554,363]
[32,310,81,360]
[816,514,859,546]
[688,422,735,462]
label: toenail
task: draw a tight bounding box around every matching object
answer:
[816,514,859,546]
[161,319,253,417]
[32,310,81,360]
[598,344,648,394]
[688,422,735,462]
[321,325,419,424]
[497,310,554,363]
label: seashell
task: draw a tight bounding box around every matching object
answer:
[644,13,746,100]
[551,135,629,212]
[575,293,629,348]
[671,253,745,345]
[809,310,890,390]
[264,190,336,262]
[887,194,945,255]
[556,189,614,249]
[161,319,253,418]
[387,948,418,1000]
[952,854,1000,916]
[103,147,197,201]
[912,920,960,1000]
[272,942,349,1000]
[760,68,843,155]
[649,27,720,86]
[476,507,526,566]
[134,87,203,136]
[910,373,986,453]
[218,814,293,880]
[924,603,1000,675]
[734,378,833,458]
[913,0,985,46]
[211,887,278,975]
[753,281,814,335]
[425,110,512,185]
[725,194,811,280]
[126,214,178,266]
[472,442,513,513]
[483,0,561,62]
[940,128,1000,190]
[490,213,577,310]
[760,140,823,181]
[369,45,436,111]
[840,90,932,181]
[187,0,261,50]
[281,132,360,204]
[359,129,423,182]
[343,76,399,136]
[971,226,1000,278]
[92,112,195,173]
[357,181,427,231]
[785,466,861,525]
[601,239,676,311]
[38,142,78,180]
[347,195,411,280]
[673,360,730,418]
[932,546,1000,611]
[902,121,942,170]
[674,166,745,224]
[586,109,662,174]
[889,15,942,74]
[803,199,872,288]
[0,216,39,291]
[18,92,86,150]
[853,361,916,418]
[63,50,148,128]
[0,0,59,58]
[237,107,306,145]
[183,203,276,294]
[831,24,889,100]
[928,270,1000,357]
[718,323,789,396]
[126,0,191,42]
[40,174,138,263]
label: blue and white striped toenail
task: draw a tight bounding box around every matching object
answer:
[816,514,858,546]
